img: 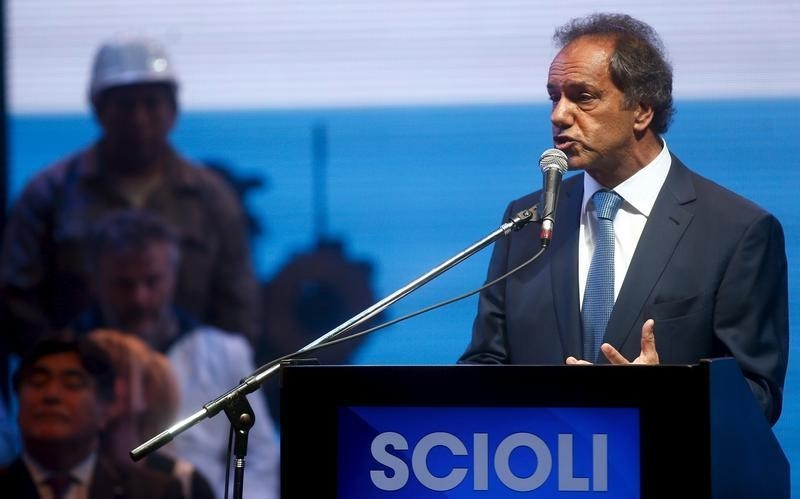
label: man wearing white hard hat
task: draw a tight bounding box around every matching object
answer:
[0,38,261,356]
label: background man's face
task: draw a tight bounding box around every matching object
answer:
[95,83,176,168]
[18,352,108,447]
[95,241,177,344]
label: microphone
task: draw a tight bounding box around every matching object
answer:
[538,148,568,247]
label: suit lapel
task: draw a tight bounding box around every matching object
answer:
[603,156,696,354]
[3,459,40,498]
[89,458,125,499]
[550,174,584,358]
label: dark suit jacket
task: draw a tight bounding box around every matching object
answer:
[460,154,789,425]
[0,455,185,499]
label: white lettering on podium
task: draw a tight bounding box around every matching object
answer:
[495,432,552,491]
[559,433,589,490]
[412,432,468,490]
[593,434,608,491]
[369,431,609,492]
[473,433,489,490]
[369,432,408,491]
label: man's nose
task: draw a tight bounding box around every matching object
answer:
[550,98,574,130]
[130,283,152,305]
[123,100,152,127]
[40,379,64,402]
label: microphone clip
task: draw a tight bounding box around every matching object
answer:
[506,204,543,232]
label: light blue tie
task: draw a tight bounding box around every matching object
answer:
[582,189,623,362]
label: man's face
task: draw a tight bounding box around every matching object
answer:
[95,83,176,169]
[547,36,647,182]
[17,352,108,447]
[95,242,177,343]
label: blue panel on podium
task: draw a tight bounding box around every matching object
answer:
[280,361,788,498]
[337,406,639,498]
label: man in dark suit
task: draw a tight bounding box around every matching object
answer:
[459,13,788,426]
[0,335,183,498]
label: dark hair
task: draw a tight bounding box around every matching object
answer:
[13,333,117,403]
[85,209,181,271]
[554,13,674,134]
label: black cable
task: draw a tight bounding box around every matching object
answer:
[244,242,546,381]
[224,424,234,499]
[218,242,546,498]
[285,244,547,359]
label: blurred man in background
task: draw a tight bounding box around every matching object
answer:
[0,335,183,498]
[0,37,260,357]
[72,210,279,499]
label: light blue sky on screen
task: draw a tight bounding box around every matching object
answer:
[7,0,800,489]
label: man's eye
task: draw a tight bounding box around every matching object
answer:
[117,97,135,110]
[61,372,91,390]
[144,96,162,109]
[26,371,51,387]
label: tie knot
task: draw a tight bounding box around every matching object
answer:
[592,189,623,221]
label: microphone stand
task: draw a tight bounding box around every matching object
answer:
[130,204,542,499]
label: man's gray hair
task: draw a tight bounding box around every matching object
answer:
[554,13,674,134]
[86,209,181,270]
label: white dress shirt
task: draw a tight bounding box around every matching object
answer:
[168,325,280,499]
[578,140,672,308]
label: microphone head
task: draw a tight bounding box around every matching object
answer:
[539,148,568,174]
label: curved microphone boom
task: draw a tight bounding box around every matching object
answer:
[538,148,569,247]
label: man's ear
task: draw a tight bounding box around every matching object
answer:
[90,96,105,127]
[95,377,127,433]
[633,102,654,132]
[103,378,128,423]
[95,401,112,433]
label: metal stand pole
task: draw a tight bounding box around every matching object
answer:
[223,393,255,499]
[130,204,541,465]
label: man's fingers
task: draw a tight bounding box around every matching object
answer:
[593,321,658,366]
[640,319,659,363]
[566,356,592,365]
[601,343,630,364]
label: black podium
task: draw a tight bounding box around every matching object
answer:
[280,358,788,498]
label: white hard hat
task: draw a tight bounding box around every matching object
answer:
[89,38,178,99]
